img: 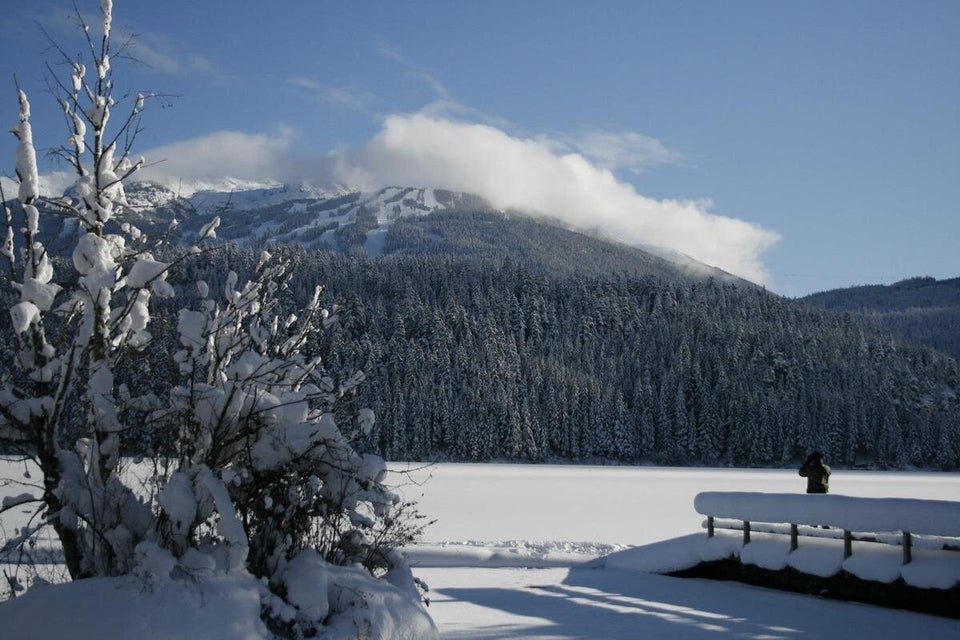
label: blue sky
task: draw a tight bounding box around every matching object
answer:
[2,1,958,295]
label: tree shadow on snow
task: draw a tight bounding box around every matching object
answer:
[438,568,960,640]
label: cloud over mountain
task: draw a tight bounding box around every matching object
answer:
[132,112,778,283]
[138,130,294,189]
[333,113,779,283]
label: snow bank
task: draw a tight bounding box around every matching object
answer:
[603,534,707,573]
[841,543,904,583]
[407,541,618,569]
[0,574,269,640]
[901,549,960,590]
[739,535,793,571]
[323,563,438,640]
[694,492,960,537]
[0,562,439,640]
[786,538,846,577]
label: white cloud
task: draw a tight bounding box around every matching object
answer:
[128,32,216,76]
[379,44,450,99]
[290,78,374,111]
[554,130,686,174]
[1,172,75,202]
[17,113,777,284]
[135,130,294,193]
[332,112,779,283]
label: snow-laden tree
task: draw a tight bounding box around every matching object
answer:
[1,3,172,579]
[1,2,436,636]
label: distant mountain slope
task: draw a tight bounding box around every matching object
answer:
[9,182,492,253]
[382,210,749,284]
[801,277,960,312]
[4,181,958,470]
[164,182,743,285]
[801,277,960,360]
[11,180,746,286]
[145,245,960,470]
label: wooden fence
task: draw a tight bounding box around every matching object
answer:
[695,492,960,565]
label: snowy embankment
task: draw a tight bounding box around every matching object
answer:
[407,540,618,569]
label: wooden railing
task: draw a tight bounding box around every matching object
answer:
[695,492,960,565]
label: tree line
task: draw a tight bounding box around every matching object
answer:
[134,242,960,470]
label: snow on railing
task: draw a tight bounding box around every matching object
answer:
[694,492,960,564]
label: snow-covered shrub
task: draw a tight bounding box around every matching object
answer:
[149,249,433,636]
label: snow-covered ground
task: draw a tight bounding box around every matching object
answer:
[394,463,960,546]
[416,564,960,640]
[3,461,960,638]
[391,463,960,639]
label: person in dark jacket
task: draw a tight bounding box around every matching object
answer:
[799,451,831,494]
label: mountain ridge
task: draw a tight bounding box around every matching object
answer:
[801,276,960,312]
[40,179,749,287]
[2,180,958,469]
[802,276,960,361]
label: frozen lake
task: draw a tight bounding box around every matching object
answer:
[388,463,960,639]
[390,463,960,546]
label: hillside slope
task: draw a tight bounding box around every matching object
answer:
[4,186,958,469]
[145,238,960,470]
[802,277,960,360]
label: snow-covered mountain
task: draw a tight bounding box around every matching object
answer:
[6,180,959,471]
[113,180,750,287]
[11,179,743,286]
[118,181,495,256]
[125,180,345,212]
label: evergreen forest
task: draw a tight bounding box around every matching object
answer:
[4,208,958,469]
[141,211,960,470]
[803,277,960,362]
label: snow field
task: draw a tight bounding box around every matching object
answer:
[393,463,960,639]
[391,463,960,548]
[417,564,960,640]
[4,461,960,638]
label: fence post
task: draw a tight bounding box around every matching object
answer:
[902,531,912,565]
[743,520,751,545]
[790,524,798,551]
[843,530,853,559]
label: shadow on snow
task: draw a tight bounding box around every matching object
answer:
[436,568,959,640]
